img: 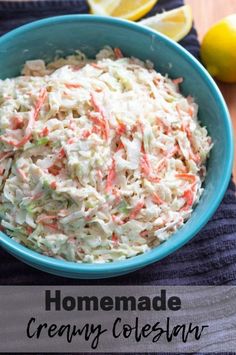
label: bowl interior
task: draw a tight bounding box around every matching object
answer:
[0,15,233,277]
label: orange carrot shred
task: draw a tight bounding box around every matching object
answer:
[176,173,196,184]
[117,122,126,135]
[112,233,119,243]
[57,147,66,160]
[11,116,24,130]
[34,88,47,121]
[181,190,194,210]
[152,193,164,205]
[106,158,116,192]
[65,83,81,89]
[140,230,148,237]
[82,130,91,139]
[114,48,123,59]
[48,165,60,176]
[90,93,110,140]
[40,127,49,137]
[50,181,57,190]
[173,77,183,85]
[116,140,124,152]
[140,154,151,176]
[129,201,145,220]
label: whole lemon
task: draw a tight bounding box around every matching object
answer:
[200,14,236,83]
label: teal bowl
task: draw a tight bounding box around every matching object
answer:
[0,15,234,279]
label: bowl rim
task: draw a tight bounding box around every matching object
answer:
[0,14,234,276]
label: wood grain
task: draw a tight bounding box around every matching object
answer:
[186,0,236,180]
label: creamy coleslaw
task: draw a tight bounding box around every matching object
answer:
[0,47,212,263]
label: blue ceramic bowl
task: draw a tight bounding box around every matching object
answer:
[0,15,234,279]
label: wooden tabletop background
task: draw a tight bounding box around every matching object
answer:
[186,0,236,181]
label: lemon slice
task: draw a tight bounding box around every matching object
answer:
[87,0,120,16]
[88,0,159,21]
[139,5,193,42]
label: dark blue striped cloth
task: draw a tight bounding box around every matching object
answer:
[0,0,236,286]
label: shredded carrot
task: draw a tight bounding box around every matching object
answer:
[106,158,116,192]
[114,48,123,59]
[65,83,81,89]
[181,190,194,210]
[129,201,145,220]
[57,147,66,160]
[94,87,103,93]
[140,230,148,237]
[88,113,104,126]
[153,77,160,86]
[116,122,126,135]
[188,106,194,117]
[48,165,61,176]
[37,215,58,223]
[50,181,57,190]
[131,120,144,136]
[11,116,24,130]
[140,152,161,182]
[90,93,109,140]
[116,140,124,152]
[67,137,75,144]
[156,158,167,173]
[190,152,201,164]
[140,154,151,176]
[156,117,170,133]
[91,63,102,69]
[82,130,91,139]
[34,88,47,121]
[181,124,200,164]
[104,119,110,141]
[186,126,193,141]
[173,77,183,85]
[176,103,182,118]
[111,232,119,244]
[40,127,49,137]
[176,173,196,184]
[26,226,33,234]
[152,193,164,205]
[148,176,161,183]
[92,126,100,135]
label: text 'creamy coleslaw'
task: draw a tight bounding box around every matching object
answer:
[0,47,212,263]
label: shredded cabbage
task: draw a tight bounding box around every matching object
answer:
[0,47,212,263]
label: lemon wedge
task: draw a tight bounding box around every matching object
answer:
[139,5,193,42]
[88,0,159,21]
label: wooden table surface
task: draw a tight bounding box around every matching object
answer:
[186,0,236,180]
